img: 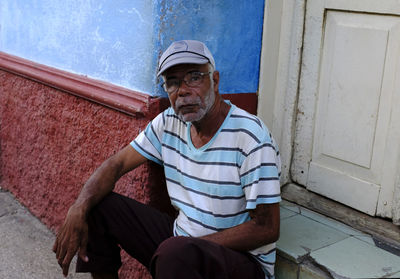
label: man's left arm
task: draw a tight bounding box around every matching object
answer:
[200,202,280,251]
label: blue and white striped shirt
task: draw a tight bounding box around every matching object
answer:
[131,102,281,278]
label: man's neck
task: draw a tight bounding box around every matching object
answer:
[190,98,230,148]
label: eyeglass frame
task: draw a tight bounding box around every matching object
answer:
[160,71,212,95]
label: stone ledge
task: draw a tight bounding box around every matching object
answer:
[0,51,167,119]
[281,183,400,246]
[276,200,400,279]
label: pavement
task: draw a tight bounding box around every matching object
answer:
[0,188,91,279]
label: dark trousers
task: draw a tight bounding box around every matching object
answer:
[76,192,265,279]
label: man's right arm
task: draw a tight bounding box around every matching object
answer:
[53,144,147,277]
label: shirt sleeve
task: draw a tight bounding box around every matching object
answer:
[130,110,165,165]
[240,139,281,210]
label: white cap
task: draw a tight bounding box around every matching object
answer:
[157,40,215,76]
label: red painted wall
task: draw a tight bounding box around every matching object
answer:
[0,53,257,278]
[0,69,168,278]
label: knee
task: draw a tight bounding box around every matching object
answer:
[151,236,202,270]
[96,192,121,209]
[86,192,122,227]
[155,236,198,260]
[90,192,122,217]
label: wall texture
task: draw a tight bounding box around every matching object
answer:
[156,0,265,94]
[0,0,265,96]
[0,0,157,94]
[0,67,175,278]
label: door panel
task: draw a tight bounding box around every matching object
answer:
[292,0,400,217]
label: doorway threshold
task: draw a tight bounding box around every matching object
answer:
[276,199,400,278]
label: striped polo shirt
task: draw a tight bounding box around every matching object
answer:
[131,102,281,278]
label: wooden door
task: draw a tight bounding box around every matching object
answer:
[291,0,400,218]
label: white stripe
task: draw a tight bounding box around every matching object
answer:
[167,179,247,215]
[132,104,281,277]
[163,154,241,184]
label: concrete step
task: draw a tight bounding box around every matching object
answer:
[276,200,400,279]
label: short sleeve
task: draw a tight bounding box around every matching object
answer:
[130,110,165,165]
[240,140,281,210]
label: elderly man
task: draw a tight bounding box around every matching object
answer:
[53,40,281,279]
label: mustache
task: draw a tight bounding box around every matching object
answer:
[175,97,201,109]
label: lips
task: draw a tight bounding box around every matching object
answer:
[178,104,198,113]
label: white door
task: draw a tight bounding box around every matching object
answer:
[291,0,400,218]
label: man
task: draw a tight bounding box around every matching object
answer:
[53,40,281,279]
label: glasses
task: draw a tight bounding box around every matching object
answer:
[162,71,211,94]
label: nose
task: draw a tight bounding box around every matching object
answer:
[176,79,191,97]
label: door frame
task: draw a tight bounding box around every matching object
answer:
[258,0,306,185]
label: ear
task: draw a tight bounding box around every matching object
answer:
[212,71,220,94]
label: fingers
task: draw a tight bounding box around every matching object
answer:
[55,234,71,275]
[53,228,79,277]
[57,242,68,269]
[53,211,88,277]
[54,229,66,262]
[62,250,75,277]
[52,229,62,254]
[58,238,77,277]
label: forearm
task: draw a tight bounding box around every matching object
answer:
[72,156,123,216]
[53,145,146,276]
[52,160,120,277]
[200,220,278,251]
[70,145,146,218]
[200,203,280,251]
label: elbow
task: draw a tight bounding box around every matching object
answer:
[101,154,125,181]
[254,220,280,245]
[106,154,122,169]
[248,224,279,249]
[252,203,280,245]
[269,225,280,243]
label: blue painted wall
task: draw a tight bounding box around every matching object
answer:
[156,1,265,95]
[0,0,157,94]
[0,0,265,96]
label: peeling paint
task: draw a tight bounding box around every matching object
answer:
[0,0,156,94]
[0,0,265,97]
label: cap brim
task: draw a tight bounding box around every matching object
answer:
[157,55,209,77]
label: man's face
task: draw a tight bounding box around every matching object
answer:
[162,63,217,123]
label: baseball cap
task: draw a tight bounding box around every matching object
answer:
[157,40,215,77]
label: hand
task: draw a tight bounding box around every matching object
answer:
[52,206,89,277]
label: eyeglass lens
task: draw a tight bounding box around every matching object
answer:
[163,72,208,93]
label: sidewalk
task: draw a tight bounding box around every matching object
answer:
[0,189,90,279]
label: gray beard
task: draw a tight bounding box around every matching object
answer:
[176,87,215,123]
